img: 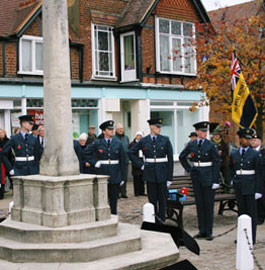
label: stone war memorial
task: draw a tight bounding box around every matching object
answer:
[0,0,179,269]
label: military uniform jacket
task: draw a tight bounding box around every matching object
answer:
[128,135,173,183]
[1,133,39,176]
[179,139,221,186]
[229,148,263,195]
[86,137,126,184]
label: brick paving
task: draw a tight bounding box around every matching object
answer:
[1,182,265,269]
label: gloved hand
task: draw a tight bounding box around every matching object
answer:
[120,181,124,187]
[212,183,220,190]
[167,181,172,187]
[255,193,262,200]
[95,161,101,168]
[141,165,144,170]
[9,169,15,176]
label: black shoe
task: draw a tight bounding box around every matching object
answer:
[194,233,206,239]
[234,240,237,244]
[121,195,128,198]
[205,234,213,241]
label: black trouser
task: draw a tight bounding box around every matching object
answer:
[257,193,265,223]
[147,182,167,222]
[133,174,145,196]
[193,180,215,236]
[120,164,128,196]
[235,191,257,244]
[0,183,5,200]
[108,183,120,215]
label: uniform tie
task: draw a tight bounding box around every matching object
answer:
[198,140,202,148]
[241,149,245,157]
[107,139,110,146]
[152,137,156,144]
[25,133,28,142]
[41,138,44,147]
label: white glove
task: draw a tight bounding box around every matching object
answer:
[120,181,124,187]
[167,181,172,187]
[95,161,101,168]
[212,183,220,190]
[9,169,15,176]
[255,193,262,200]
[141,165,144,170]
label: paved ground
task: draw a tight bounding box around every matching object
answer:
[1,182,265,269]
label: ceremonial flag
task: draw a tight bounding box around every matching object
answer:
[231,51,257,128]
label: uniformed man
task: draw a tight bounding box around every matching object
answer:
[128,117,174,222]
[1,115,39,176]
[179,121,221,241]
[230,128,263,244]
[250,133,265,225]
[86,120,126,215]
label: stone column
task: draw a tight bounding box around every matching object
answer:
[40,0,79,176]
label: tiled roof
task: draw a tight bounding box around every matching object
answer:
[116,0,156,28]
[208,1,262,28]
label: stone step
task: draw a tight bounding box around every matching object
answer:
[0,228,179,269]
[0,223,141,263]
[0,216,118,244]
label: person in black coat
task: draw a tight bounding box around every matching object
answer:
[74,133,94,174]
[250,133,265,225]
[0,129,14,199]
[230,128,263,244]
[129,118,174,222]
[86,120,126,214]
[129,131,145,196]
[179,121,221,241]
[36,125,45,163]
[1,115,39,176]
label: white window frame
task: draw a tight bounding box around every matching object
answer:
[18,35,43,75]
[155,17,197,76]
[120,31,137,82]
[91,23,116,80]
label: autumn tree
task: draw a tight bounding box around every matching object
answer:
[185,1,265,138]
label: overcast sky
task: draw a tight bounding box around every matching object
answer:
[201,0,253,11]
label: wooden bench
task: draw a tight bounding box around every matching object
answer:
[166,175,237,229]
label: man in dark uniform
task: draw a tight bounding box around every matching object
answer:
[129,118,174,222]
[1,115,39,176]
[86,120,126,215]
[250,133,265,225]
[179,121,220,241]
[230,128,263,244]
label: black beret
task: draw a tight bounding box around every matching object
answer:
[237,128,254,139]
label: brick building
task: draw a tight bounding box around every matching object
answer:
[0,0,210,163]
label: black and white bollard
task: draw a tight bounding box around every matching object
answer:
[236,214,254,270]
[143,203,155,223]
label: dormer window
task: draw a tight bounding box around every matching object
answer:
[91,24,116,80]
[156,18,196,76]
[18,35,43,75]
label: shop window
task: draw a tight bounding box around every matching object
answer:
[156,18,196,75]
[19,35,43,75]
[120,32,137,82]
[92,24,116,80]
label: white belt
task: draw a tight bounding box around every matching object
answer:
[15,156,35,162]
[100,160,119,165]
[236,170,255,175]
[193,162,212,167]
[145,157,168,163]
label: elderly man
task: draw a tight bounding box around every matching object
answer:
[129,118,173,222]
[1,115,39,176]
[179,121,220,241]
[115,123,130,198]
[87,125,97,145]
